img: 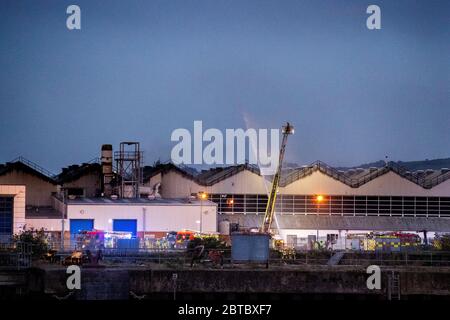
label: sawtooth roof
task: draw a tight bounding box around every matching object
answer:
[166,161,450,189]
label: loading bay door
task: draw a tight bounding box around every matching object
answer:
[70,219,94,235]
[113,219,137,237]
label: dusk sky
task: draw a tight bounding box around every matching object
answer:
[0,0,449,173]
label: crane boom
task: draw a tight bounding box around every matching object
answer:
[261,122,294,233]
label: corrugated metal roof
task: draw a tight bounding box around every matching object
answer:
[220,215,450,232]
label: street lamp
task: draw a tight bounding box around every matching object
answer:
[197,192,208,233]
[314,194,325,240]
[60,187,68,251]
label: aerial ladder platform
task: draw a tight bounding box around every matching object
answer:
[260,122,294,234]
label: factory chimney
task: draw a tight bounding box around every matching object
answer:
[101,144,114,196]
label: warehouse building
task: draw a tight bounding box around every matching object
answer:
[65,197,216,237]
[0,157,58,209]
[143,161,450,245]
[0,149,219,242]
[0,158,62,239]
[24,197,217,241]
[2,144,450,247]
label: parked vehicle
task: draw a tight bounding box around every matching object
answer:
[175,230,196,248]
[166,231,177,248]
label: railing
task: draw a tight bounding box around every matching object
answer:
[51,195,66,217]
[281,161,354,187]
[280,160,450,189]
[338,250,450,267]
[37,244,450,267]
[423,170,450,189]
[9,156,56,179]
[281,164,314,187]
[316,161,354,185]
[0,241,32,270]
[4,237,450,268]
[200,164,260,186]
[385,161,422,185]
[114,151,143,161]
[158,160,450,189]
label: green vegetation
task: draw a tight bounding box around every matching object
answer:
[13,228,49,257]
[187,235,228,250]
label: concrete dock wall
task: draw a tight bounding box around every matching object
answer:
[20,266,450,299]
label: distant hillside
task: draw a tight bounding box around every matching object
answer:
[338,158,450,171]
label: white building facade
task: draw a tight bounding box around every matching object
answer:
[25,197,217,239]
[144,163,450,244]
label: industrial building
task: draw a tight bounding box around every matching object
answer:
[25,197,216,242]
[0,143,217,244]
[1,142,450,248]
[0,157,58,209]
[142,161,450,247]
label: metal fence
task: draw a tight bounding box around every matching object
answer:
[110,249,450,267]
[335,250,450,267]
[38,243,450,267]
[0,242,32,269]
[3,238,450,268]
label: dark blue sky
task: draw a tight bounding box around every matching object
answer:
[0,0,449,172]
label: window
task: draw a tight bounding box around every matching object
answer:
[416,197,427,217]
[281,195,294,214]
[293,195,306,214]
[233,195,245,213]
[367,196,379,216]
[391,196,403,216]
[0,197,13,236]
[245,195,258,214]
[342,196,354,216]
[67,188,84,197]
[428,197,439,217]
[355,196,367,216]
[330,196,343,215]
[209,193,450,218]
[257,195,268,215]
[440,197,450,217]
[403,197,415,217]
[379,197,391,215]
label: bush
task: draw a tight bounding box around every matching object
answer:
[13,227,49,257]
[187,235,227,250]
